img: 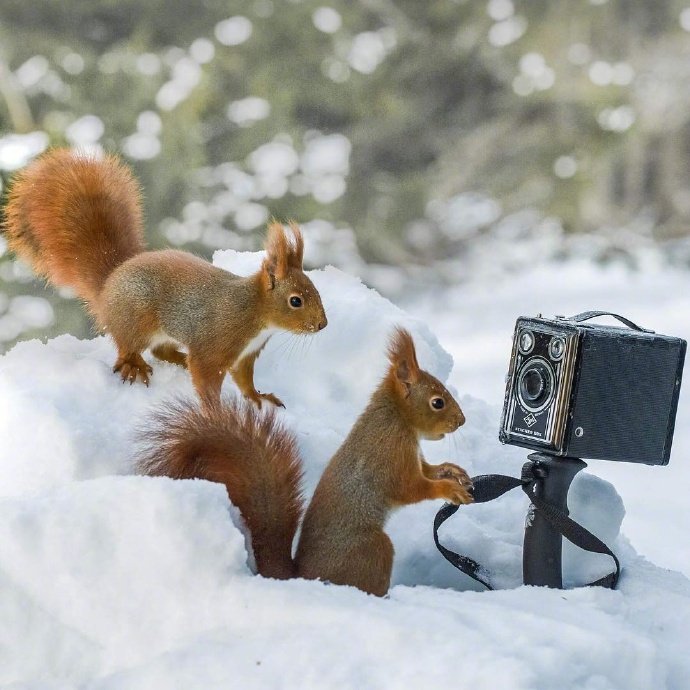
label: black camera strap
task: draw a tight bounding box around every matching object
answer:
[433,462,621,591]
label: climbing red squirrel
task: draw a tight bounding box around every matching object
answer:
[139,327,473,596]
[3,149,327,407]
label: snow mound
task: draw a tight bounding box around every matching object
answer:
[1,250,689,688]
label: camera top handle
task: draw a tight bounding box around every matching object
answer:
[562,311,653,333]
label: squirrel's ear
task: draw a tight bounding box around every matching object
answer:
[287,221,304,269]
[264,222,289,281]
[387,327,420,396]
[260,258,276,290]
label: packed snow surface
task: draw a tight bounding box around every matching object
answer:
[1,250,689,689]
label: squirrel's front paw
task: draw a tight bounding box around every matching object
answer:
[259,392,285,408]
[435,463,473,490]
[439,479,474,505]
[113,354,153,386]
[245,390,285,409]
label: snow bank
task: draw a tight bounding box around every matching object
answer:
[1,251,689,688]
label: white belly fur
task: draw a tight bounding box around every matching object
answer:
[237,327,278,361]
[148,330,185,351]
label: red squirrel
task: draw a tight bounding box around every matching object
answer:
[3,149,327,407]
[139,327,473,596]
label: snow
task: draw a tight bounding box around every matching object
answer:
[1,250,690,688]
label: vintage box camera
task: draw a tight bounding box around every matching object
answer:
[499,311,686,465]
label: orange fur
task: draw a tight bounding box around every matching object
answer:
[387,326,421,391]
[287,221,304,268]
[139,397,304,579]
[261,221,305,279]
[3,149,144,310]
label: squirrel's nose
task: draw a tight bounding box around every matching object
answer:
[317,317,327,331]
[447,411,465,432]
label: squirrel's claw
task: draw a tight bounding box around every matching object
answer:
[436,465,474,504]
[245,390,285,409]
[441,479,474,505]
[259,392,285,409]
[113,354,153,387]
[435,462,473,490]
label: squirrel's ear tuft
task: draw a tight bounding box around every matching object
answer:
[387,327,420,392]
[264,221,289,281]
[287,221,304,269]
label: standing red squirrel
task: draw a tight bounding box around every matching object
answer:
[139,327,473,596]
[2,149,327,407]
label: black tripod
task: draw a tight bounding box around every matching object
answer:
[434,452,620,590]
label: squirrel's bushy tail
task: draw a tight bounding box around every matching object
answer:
[3,149,145,308]
[138,398,304,580]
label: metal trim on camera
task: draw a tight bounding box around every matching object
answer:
[500,320,578,454]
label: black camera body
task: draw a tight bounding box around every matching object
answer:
[499,312,686,465]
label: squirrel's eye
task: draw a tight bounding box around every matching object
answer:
[430,397,445,410]
[289,295,303,308]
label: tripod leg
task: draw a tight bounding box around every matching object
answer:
[522,454,587,588]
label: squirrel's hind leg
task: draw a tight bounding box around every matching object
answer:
[343,532,394,597]
[104,300,157,387]
[301,532,394,597]
[111,329,155,386]
[151,342,188,369]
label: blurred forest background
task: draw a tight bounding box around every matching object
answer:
[1,0,689,351]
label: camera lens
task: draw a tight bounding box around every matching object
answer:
[516,358,554,412]
[549,337,565,361]
[519,330,534,354]
[521,368,545,402]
